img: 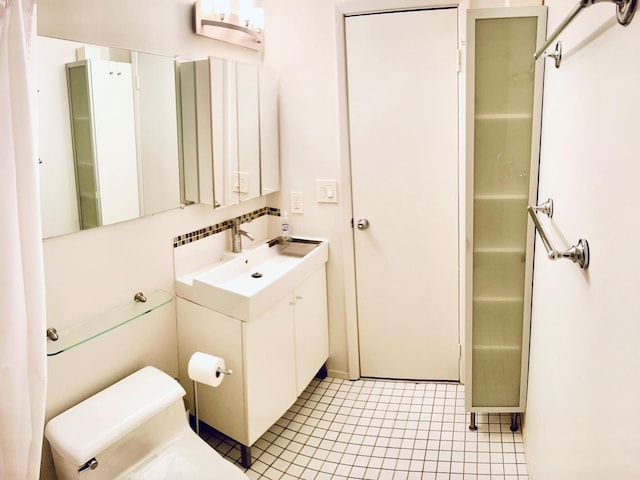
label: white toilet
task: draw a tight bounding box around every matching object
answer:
[45,366,249,480]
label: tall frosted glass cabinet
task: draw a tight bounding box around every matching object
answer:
[66,59,140,229]
[465,7,546,431]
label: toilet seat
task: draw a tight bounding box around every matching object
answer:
[119,432,247,480]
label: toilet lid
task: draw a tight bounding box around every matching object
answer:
[119,437,248,480]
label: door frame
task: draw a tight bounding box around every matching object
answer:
[334,0,465,381]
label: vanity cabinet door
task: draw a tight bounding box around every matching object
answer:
[176,298,247,444]
[244,294,297,446]
[293,268,329,396]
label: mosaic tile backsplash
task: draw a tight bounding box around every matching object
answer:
[173,207,281,248]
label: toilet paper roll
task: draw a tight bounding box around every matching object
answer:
[188,352,227,388]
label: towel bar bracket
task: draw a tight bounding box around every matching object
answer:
[527,199,590,270]
[534,0,637,61]
[548,41,562,69]
[613,0,637,25]
[548,238,590,269]
[532,198,554,218]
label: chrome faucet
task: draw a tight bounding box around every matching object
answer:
[231,218,255,253]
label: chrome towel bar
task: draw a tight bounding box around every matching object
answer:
[527,199,590,269]
[533,0,638,61]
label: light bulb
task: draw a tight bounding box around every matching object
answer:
[201,0,215,16]
[251,7,264,31]
[214,0,230,20]
[239,0,253,26]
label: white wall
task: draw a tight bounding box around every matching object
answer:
[260,0,536,381]
[37,36,80,238]
[260,0,351,377]
[41,0,632,477]
[41,198,270,480]
[37,1,270,478]
[524,1,640,478]
[261,0,471,380]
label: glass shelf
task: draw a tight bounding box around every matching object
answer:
[473,296,524,303]
[474,194,529,201]
[47,290,173,356]
[475,112,532,120]
[473,345,521,351]
[473,247,526,254]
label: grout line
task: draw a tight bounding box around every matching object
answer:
[201,378,530,479]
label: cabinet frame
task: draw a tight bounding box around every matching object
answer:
[464,6,547,415]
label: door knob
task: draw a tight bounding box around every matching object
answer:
[356,218,370,230]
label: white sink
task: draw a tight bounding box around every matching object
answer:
[176,238,328,321]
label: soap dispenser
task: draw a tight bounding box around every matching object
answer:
[281,211,291,242]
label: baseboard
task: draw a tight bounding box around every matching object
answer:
[327,369,351,380]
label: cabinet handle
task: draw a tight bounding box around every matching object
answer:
[295,296,302,300]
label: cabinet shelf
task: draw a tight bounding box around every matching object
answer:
[474,194,528,201]
[473,296,524,303]
[473,247,526,254]
[474,345,521,352]
[475,113,532,120]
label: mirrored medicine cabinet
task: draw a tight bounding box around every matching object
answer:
[177,57,279,209]
[37,35,280,239]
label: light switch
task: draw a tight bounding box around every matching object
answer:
[291,192,304,214]
[316,180,338,203]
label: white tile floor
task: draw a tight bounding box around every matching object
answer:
[200,377,529,479]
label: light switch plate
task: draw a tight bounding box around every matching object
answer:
[316,180,338,203]
[291,192,304,214]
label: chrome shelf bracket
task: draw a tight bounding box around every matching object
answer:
[133,292,147,303]
[46,327,59,341]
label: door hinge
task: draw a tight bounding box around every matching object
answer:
[457,49,462,73]
[458,344,462,359]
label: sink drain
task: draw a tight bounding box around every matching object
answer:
[251,272,263,278]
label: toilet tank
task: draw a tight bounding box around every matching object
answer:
[45,366,187,480]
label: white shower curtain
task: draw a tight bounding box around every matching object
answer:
[0,0,47,478]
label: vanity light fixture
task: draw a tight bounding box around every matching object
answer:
[193,0,264,51]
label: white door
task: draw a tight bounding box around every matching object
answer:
[346,8,460,380]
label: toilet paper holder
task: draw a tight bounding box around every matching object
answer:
[192,365,232,436]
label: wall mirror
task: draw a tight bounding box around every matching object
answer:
[37,35,185,239]
[37,36,280,240]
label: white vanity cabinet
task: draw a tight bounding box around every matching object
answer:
[464,7,546,432]
[176,266,328,466]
